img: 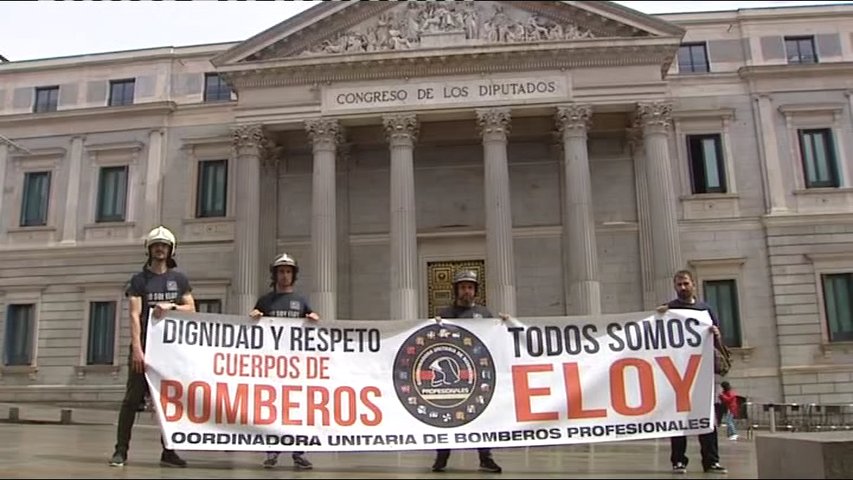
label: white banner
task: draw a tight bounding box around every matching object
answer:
[144,309,715,452]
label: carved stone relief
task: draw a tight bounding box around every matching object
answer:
[298,2,595,57]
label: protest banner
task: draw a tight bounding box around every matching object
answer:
[144,309,715,451]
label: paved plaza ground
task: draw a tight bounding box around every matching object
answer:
[0,403,757,478]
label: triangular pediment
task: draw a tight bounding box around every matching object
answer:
[212,1,684,66]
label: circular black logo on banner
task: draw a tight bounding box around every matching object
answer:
[393,323,496,428]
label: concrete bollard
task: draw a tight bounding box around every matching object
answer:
[60,409,72,425]
[8,407,19,422]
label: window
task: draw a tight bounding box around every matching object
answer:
[677,43,709,73]
[4,305,35,366]
[95,166,128,222]
[195,299,222,314]
[798,129,839,188]
[704,279,742,347]
[196,159,228,218]
[86,301,116,365]
[822,273,853,342]
[20,171,50,227]
[204,73,232,102]
[687,134,727,194]
[33,86,59,113]
[785,36,817,64]
[108,79,135,106]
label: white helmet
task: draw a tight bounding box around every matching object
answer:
[144,226,176,254]
[271,253,298,272]
[269,252,299,286]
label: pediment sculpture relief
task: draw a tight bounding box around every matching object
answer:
[299,2,595,56]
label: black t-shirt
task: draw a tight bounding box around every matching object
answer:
[125,268,192,336]
[254,291,313,318]
[437,303,494,319]
[667,298,720,327]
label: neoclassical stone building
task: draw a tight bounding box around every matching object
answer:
[0,1,852,406]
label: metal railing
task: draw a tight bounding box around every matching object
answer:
[739,400,853,439]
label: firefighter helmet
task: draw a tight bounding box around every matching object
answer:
[144,226,176,254]
[452,269,478,286]
[271,253,298,272]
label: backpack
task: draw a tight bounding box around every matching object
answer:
[714,338,733,376]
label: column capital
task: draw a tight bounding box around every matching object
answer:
[555,104,592,137]
[305,118,344,152]
[232,124,266,157]
[476,107,511,141]
[626,126,644,154]
[382,113,419,146]
[634,102,673,134]
[260,140,283,174]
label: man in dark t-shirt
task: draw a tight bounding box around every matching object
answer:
[430,269,505,474]
[250,253,319,470]
[110,226,195,468]
[657,269,727,475]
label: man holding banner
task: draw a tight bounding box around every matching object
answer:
[430,269,504,474]
[249,252,319,470]
[659,270,727,474]
[109,226,195,468]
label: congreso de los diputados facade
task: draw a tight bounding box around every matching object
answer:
[0,1,852,407]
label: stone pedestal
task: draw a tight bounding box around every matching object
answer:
[756,432,853,479]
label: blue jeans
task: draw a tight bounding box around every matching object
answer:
[723,411,737,437]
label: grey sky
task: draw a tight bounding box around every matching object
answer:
[1,1,851,62]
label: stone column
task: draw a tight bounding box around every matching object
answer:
[629,127,657,310]
[305,119,342,320]
[383,113,419,321]
[231,124,265,315]
[476,108,516,317]
[556,104,600,315]
[141,129,164,230]
[60,136,85,244]
[635,102,682,303]
[258,143,280,295]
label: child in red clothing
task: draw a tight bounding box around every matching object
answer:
[719,381,739,440]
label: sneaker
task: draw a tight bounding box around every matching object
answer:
[704,463,728,474]
[673,462,687,473]
[109,450,126,467]
[431,456,448,472]
[479,457,502,473]
[160,450,187,468]
[292,453,313,470]
[728,434,739,441]
[263,453,279,469]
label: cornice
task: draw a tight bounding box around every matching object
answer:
[224,41,679,88]
[10,147,66,159]
[778,103,845,116]
[0,101,177,129]
[762,211,853,228]
[738,61,853,80]
[84,141,144,153]
[672,108,736,120]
